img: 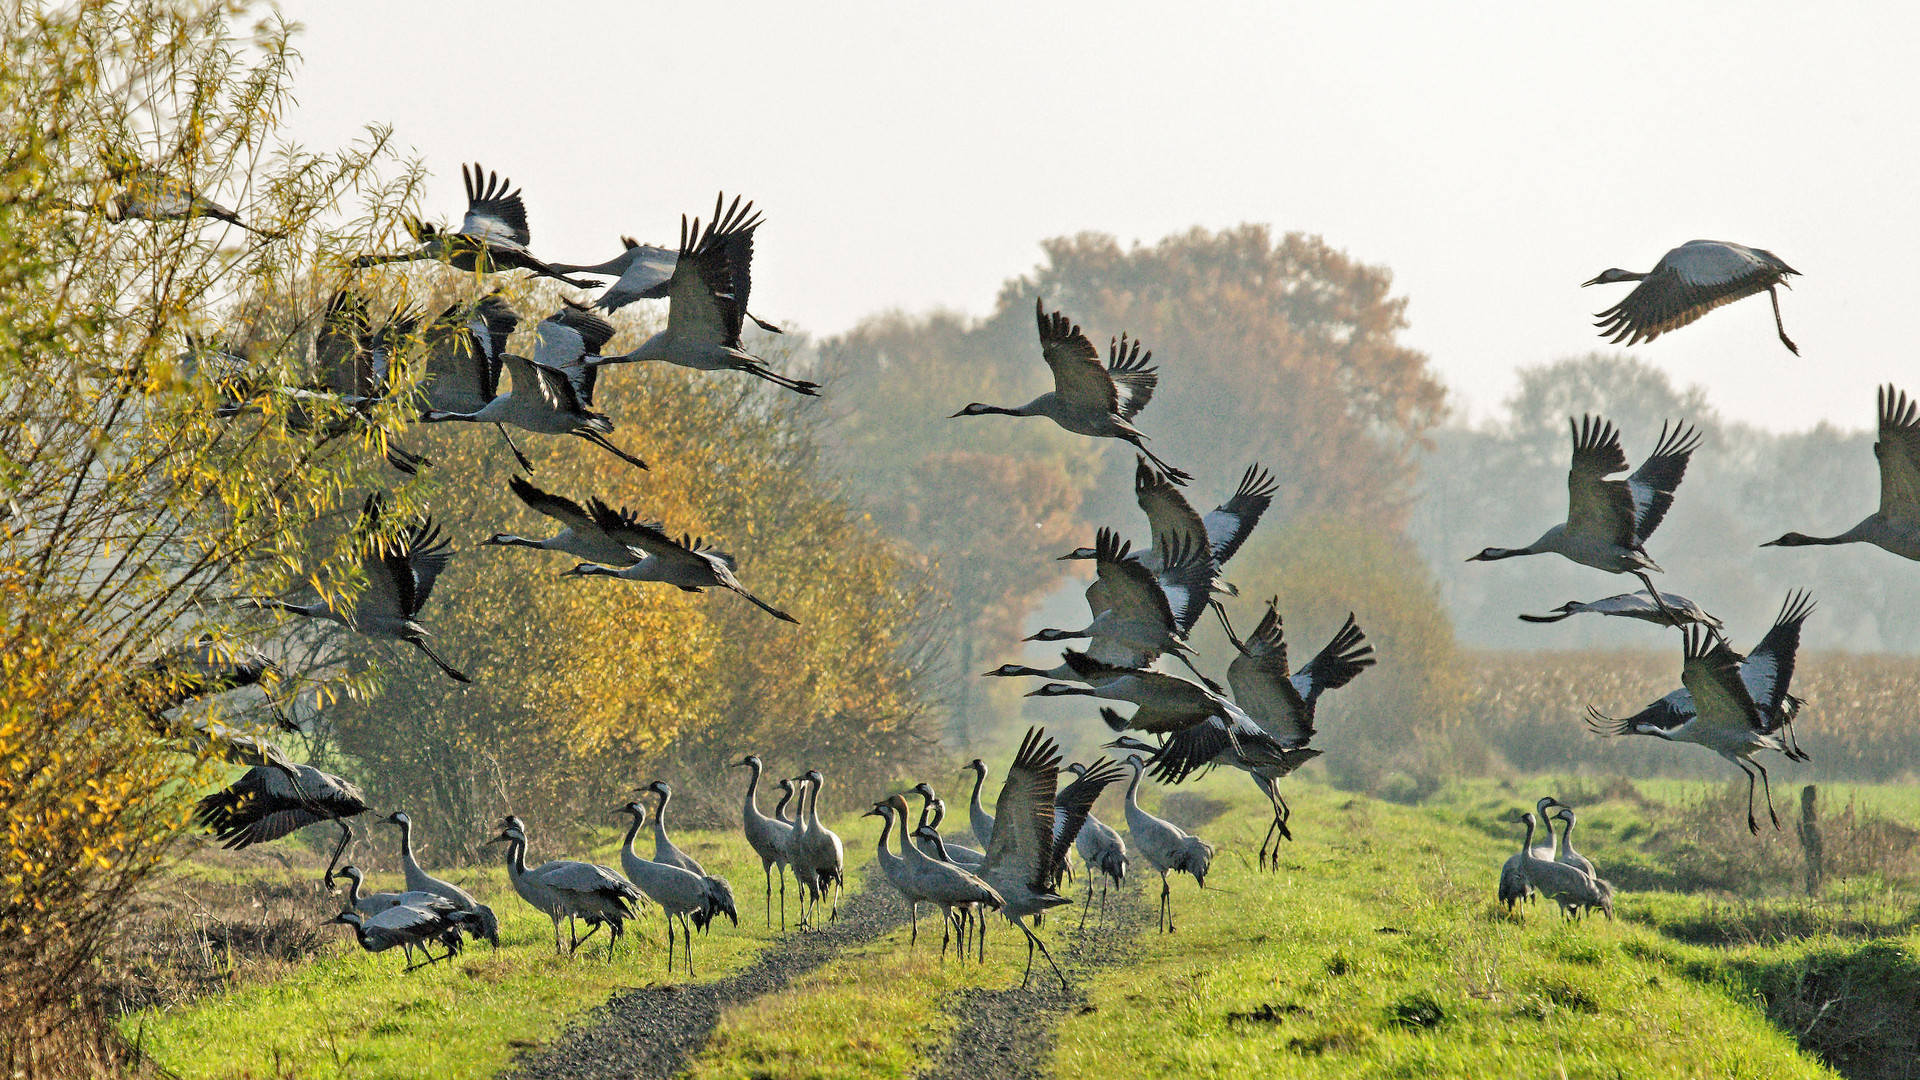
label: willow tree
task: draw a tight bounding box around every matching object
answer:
[0,3,414,1071]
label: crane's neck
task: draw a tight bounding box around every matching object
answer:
[504,836,527,879]
[343,874,362,906]
[968,769,987,812]
[1557,817,1576,858]
[395,818,419,872]
[873,809,893,859]
[915,797,934,832]
[803,779,824,829]
[650,795,672,844]
[486,534,546,550]
[1518,816,1535,857]
[1124,762,1145,808]
[621,813,643,859]
[742,764,764,821]
[773,785,795,825]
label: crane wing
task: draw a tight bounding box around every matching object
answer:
[506,475,598,536]
[1134,457,1207,574]
[1224,599,1313,744]
[532,301,615,368]
[1105,333,1158,421]
[1680,625,1766,736]
[1203,464,1277,564]
[501,354,584,416]
[1154,530,1216,636]
[315,289,376,398]
[664,193,760,348]
[983,727,1061,892]
[587,500,701,569]
[1876,384,1920,528]
[1740,589,1814,714]
[1626,421,1701,543]
[1289,613,1375,707]
[1035,300,1118,415]
[458,163,532,250]
[1046,757,1126,883]
[1564,415,1636,548]
[1090,527,1175,631]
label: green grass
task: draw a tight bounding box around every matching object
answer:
[131,775,1920,1079]
[128,821,824,1080]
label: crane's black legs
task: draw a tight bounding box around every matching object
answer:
[1159,873,1175,934]
[406,637,471,684]
[1753,758,1780,830]
[1630,570,1683,629]
[577,430,648,471]
[321,821,353,889]
[1013,917,1069,992]
[1770,287,1799,356]
[778,864,787,931]
[495,424,533,473]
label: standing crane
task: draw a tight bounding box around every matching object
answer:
[1119,754,1214,933]
[1584,240,1800,355]
[867,795,1002,961]
[487,816,641,961]
[953,301,1189,483]
[640,781,704,876]
[962,759,995,850]
[616,802,727,974]
[732,755,795,930]
[381,811,498,946]
[1497,796,1565,911]
[1062,762,1128,929]
[789,770,846,924]
[230,494,469,683]
[1467,416,1701,614]
[1764,385,1920,561]
[329,904,474,972]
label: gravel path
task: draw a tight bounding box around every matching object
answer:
[506,872,908,1080]
[918,884,1148,1080]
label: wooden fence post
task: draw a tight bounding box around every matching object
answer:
[1795,784,1824,897]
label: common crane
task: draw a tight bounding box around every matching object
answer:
[790,770,846,924]
[1519,590,1720,629]
[194,763,368,888]
[1584,240,1800,355]
[1026,527,1214,679]
[973,731,1125,989]
[589,194,816,395]
[616,802,728,973]
[962,759,995,850]
[1511,812,1610,920]
[1062,762,1128,929]
[1028,662,1252,739]
[88,151,282,238]
[953,301,1189,483]
[1468,416,1701,614]
[382,811,498,946]
[1212,601,1374,861]
[731,755,795,929]
[487,816,642,960]
[1497,796,1565,911]
[1551,808,1614,919]
[232,495,469,683]
[567,501,798,623]
[354,163,595,286]
[1058,459,1277,591]
[338,863,470,963]
[921,798,986,865]
[418,342,649,470]
[550,234,784,331]
[1120,754,1213,933]
[419,292,530,469]
[1764,385,1920,561]
[867,795,1002,961]
[1588,602,1814,833]
[484,476,644,567]
[329,905,473,972]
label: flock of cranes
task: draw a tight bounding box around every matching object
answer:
[109,150,1886,975]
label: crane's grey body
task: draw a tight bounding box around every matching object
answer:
[489,817,641,960]
[485,475,641,566]
[963,760,996,850]
[329,905,472,971]
[867,797,1001,960]
[733,756,795,929]
[1496,797,1563,911]
[1519,590,1720,629]
[1121,755,1213,934]
[790,771,845,924]
[617,803,729,974]
[642,781,704,876]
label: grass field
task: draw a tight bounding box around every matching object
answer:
[126,774,1920,1079]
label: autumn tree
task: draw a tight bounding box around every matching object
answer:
[0,2,413,1071]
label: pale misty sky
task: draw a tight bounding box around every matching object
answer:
[279,1,1920,432]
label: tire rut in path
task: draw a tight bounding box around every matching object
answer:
[506,874,907,1080]
[918,884,1149,1080]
